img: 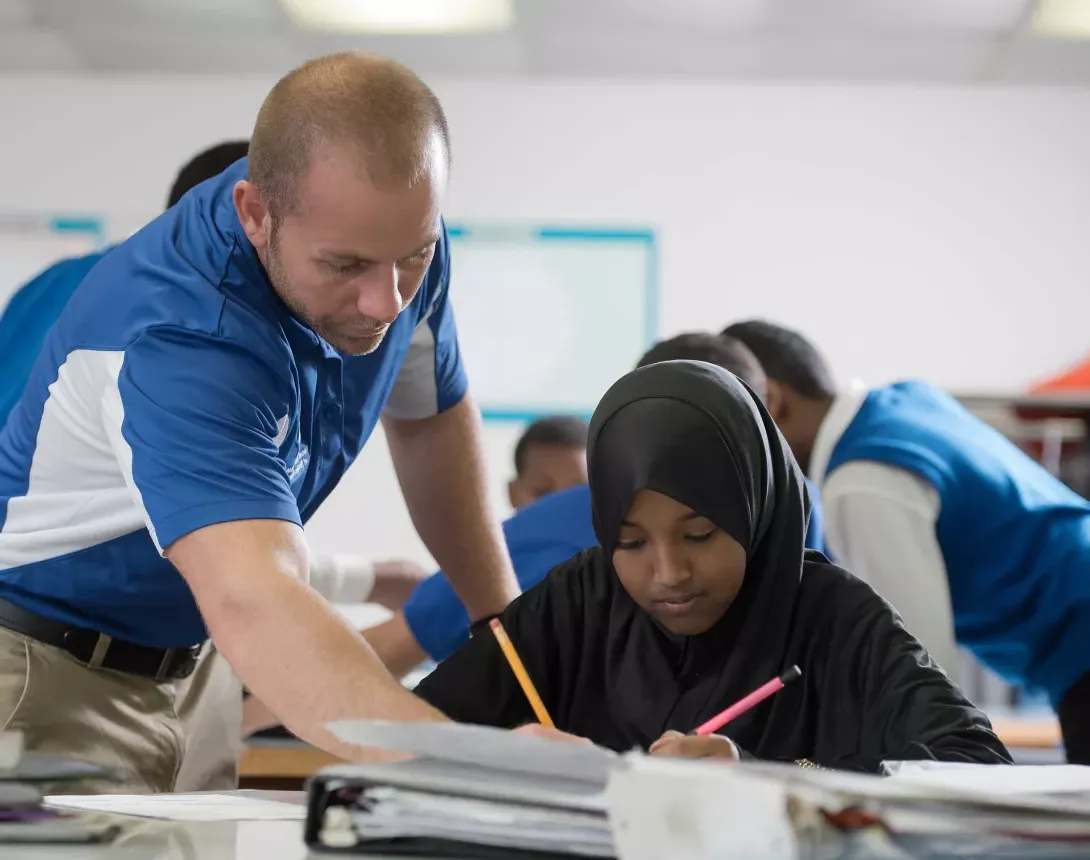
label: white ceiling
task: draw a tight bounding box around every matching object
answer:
[2,0,1090,84]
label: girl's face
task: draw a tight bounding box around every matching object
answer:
[611,489,746,635]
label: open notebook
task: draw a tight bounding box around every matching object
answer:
[305,720,616,858]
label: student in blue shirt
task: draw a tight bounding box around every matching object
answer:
[507,415,589,510]
[357,332,828,682]
[0,53,527,792]
[725,318,1090,764]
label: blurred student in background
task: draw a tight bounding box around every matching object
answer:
[0,142,248,426]
[725,318,1090,764]
[508,416,589,509]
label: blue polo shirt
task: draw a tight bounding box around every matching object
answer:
[0,251,107,427]
[826,381,1090,705]
[403,478,828,662]
[0,157,467,648]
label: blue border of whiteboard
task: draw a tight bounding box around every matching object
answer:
[49,216,109,247]
[446,224,659,424]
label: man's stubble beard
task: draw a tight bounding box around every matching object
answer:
[265,231,386,357]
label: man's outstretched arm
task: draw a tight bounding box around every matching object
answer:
[169,519,445,760]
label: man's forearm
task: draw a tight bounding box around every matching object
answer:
[208,573,446,759]
[383,395,519,620]
[170,521,447,761]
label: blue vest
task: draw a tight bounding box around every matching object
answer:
[826,380,1090,704]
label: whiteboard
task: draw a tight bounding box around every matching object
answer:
[0,215,107,310]
[448,225,657,420]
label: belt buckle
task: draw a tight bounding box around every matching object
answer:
[157,645,201,681]
[155,649,177,682]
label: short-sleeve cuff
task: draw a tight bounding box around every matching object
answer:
[153,499,303,553]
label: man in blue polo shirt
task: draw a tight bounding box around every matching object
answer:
[725,319,1090,763]
[0,52,524,792]
[351,332,828,684]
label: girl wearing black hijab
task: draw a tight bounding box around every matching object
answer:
[414,361,1010,771]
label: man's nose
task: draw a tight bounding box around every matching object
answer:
[354,266,401,324]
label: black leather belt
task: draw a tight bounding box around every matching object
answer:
[0,598,201,681]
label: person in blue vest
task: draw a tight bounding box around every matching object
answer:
[724,318,1090,763]
[0,53,531,792]
[354,332,828,684]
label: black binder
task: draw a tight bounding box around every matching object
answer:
[304,759,613,859]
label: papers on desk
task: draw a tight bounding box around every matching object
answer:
[328,719,618,785]
[45,793,306,822]
[308,720,614,857]
[887,760,1090,796]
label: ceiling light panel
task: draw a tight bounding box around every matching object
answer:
[280,0,515,33]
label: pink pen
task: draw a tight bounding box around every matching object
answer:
[693,665,802,736]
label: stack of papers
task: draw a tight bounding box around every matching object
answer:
[349,786,613,857]
[44,793,307,822]
[308,720,617,857]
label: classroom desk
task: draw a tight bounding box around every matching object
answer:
[4,793,311,860]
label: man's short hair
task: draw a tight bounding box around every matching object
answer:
[721,320,836,399]
[167,140,250,209]
[636,332,767,398]
[514,416,589,476]
[248,52,451,218]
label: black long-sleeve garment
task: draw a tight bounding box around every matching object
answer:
[416,360,1011,772]
[415,547,1010,771]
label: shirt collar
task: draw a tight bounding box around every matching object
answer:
[807,378,869,489]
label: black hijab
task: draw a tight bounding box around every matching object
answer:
[587,359,811,740]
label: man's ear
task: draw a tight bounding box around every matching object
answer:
[507,479,519,511]
[232,180,272,253]
[765,380,788,423]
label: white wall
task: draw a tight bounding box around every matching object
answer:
[2,76,1089,563]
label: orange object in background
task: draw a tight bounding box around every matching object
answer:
[1012,356,1090,466]
[1029,355,1090,395]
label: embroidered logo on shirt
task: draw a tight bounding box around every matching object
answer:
[288,444,310,483]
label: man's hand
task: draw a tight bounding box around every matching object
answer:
[514,723,592,745]
[649,731,739,760]
[167,518,447,762]
[383,396,519,620]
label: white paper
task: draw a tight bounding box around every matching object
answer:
[887,763,1090,797]
[44,793,307,821]
[327,719,617,785]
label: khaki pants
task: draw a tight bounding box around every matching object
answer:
[0,627,241,794]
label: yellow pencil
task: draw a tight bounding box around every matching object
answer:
[489,618,555,728]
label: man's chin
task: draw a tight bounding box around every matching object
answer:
[330,332,386,356]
